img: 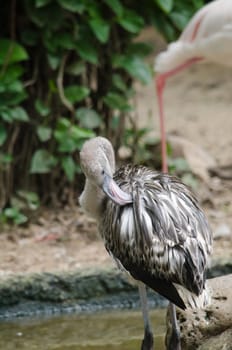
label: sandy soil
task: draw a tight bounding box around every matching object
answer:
[0,29,232,278]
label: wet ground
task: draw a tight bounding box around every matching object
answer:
[0,308,166,350]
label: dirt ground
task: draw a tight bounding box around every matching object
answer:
[0,29,232,278]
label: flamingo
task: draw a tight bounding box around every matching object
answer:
[79,136,212,350]
[155,0,232,173]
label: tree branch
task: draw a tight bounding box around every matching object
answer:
[57,54,74,113]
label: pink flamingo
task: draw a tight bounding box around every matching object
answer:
[155,0,232,173]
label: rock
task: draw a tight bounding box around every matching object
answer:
[118,145,132,160]
[214,223,231,240]
[168,135,216,183]
[209,258,232,278]
[209,164,232,180]
[198,328,232,350]
[166,274,232,350]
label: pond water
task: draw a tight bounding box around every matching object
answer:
[0,308,166,350]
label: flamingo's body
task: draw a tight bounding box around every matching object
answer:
[80,136,212,350]
[155,0,232,172]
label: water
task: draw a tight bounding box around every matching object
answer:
[0,309,166,350]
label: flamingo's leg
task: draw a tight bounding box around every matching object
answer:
[156,75,168,173]
[138,283,154,350]
[155,57,203,174]
[167,303,181,350]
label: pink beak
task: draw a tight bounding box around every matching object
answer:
[102,173,133,206]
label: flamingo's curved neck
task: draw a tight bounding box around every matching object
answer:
[79,179,104,219]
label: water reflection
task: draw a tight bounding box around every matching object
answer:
[0,309,166,350]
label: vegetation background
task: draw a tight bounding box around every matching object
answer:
[0,0,207,224]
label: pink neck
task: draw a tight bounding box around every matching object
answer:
[159,57,203,81]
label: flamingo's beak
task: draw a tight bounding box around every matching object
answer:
[102,173,133,206]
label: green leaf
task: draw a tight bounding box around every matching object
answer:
[6,80,24,93]
[86,2,101,18]
[89,17,110,43]
[75,108,102,129]
[61,156,76,182]
[55,117,71,131]
[151,12,176,41]
[17,190,40,210]
[112,74,128,92]
[0,64,24,83]
[103,0,123,16]
[117,10,144,33]
[1,90,28,107]
[127,42,153,57]
[169,12,190,31]
[0,39,28,65]
[35,99,51,117]
[155,0,173,13]
[54,32,76,50]
[48,79,58,93]
[0,83,6,93]
[76,40,98,64]
[0,124,7,146]
[181,173,198,190]
[0,152,13,165]
[47,54,60,70]
[0,108,13,123]
[66,61,86,76]
[54,119,95,153]
[21,29,39,46]
[30,149,57,173]
[3,207,28,225]
[55,135,77,153]
[10,107,29,122]
[57,0,85,13]
[113,55,153,84]
[103,92,131,111]
[64,85,90,104]
[70,126,95,148]
[169,158,190,172]
[25,1,64,29]
[35,0,52,7]
[37,126,52,142]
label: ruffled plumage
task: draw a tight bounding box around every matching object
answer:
[100,164,212,309]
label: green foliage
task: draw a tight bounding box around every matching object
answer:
[169,157,198,190]
[0,0,204,223]
[0,190,40,225]
[0,207,28,225]
[124,127,155,165]
[156,0,173,14]
[30,150,57,174]
[0,39,28,65]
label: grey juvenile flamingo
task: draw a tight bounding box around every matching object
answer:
[79,136,212,350]
[155,0,232,173]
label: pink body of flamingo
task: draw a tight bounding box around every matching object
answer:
[155,0,232,173]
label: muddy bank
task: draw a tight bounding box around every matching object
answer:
[0,259,231,319]
[0,267,167,319]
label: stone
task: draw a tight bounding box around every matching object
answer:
[166,274,232,350]
[198,328,232,350]
[214,223,231,240]
[168,135,216,183]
